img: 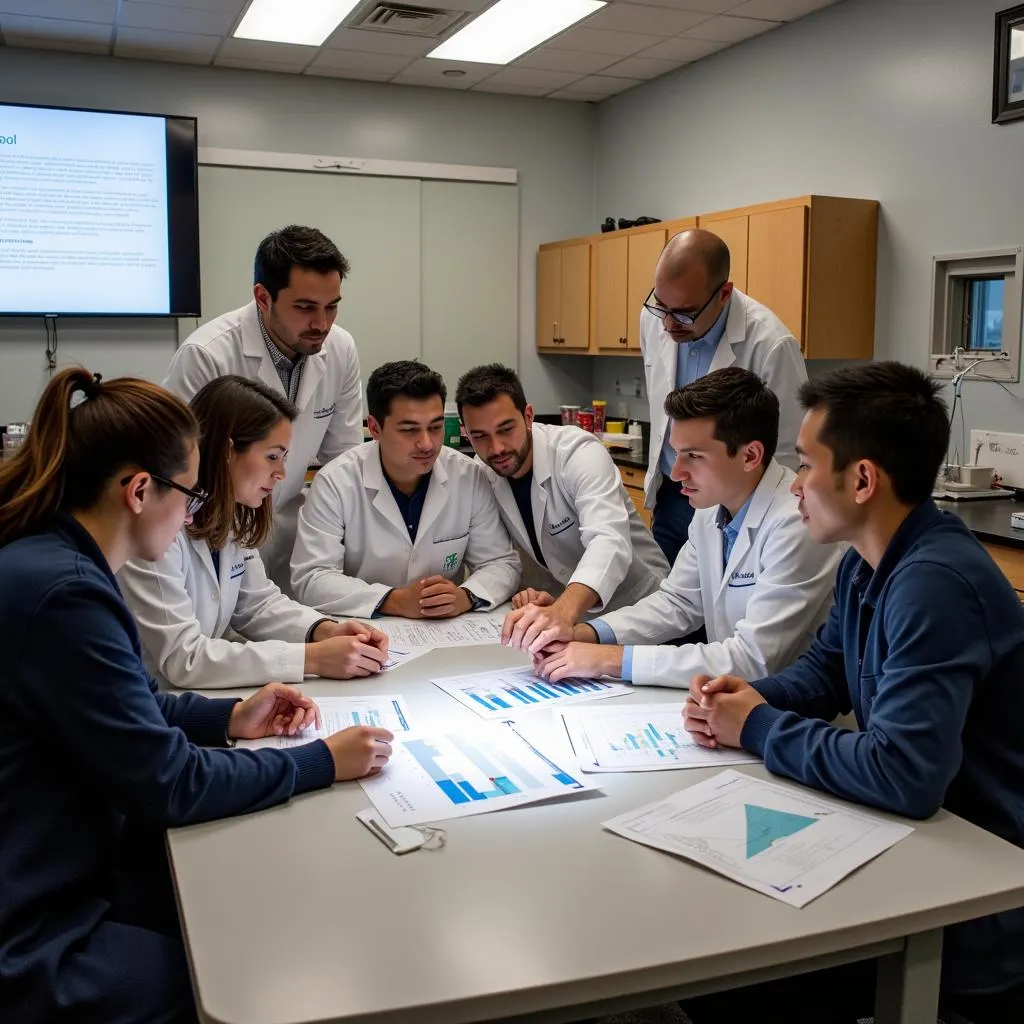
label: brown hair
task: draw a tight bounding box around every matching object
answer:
[0,367,198,547]
[664,366,779,467]
[187,376,297,552]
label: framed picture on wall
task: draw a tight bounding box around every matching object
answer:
[993,4,1024,123]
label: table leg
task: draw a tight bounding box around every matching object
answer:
[874,929,943,1024]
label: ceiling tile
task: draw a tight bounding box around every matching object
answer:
[305,48,412,74]
[2,33,109,54]
[117,46,212,64]
[684,13,780,42]
[472,67,581,94]
[0,14,111,44]
[585,4,709,35]
[637,34,724,60]
[304,67,394,81]
[214,57,313,73]
[547,88,605,102]
[114,26,221,57]
[610,0,742,11]
[514,48,617,75]
[118,1,236,35]
[555,26,664,57]
[570,73,644,96]
[125,0,245,9]
[0,0,115,22]
[427,0,495,10]
[218,35,319,65]
[601,55,682,79]
[322,27,435,56]
[392,56,496,87]
[728,0,836,19]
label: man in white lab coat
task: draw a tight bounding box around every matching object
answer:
[533,368,841,688]
[291,360,520,619]
[455,364,669,649]
[163,225,363,589]
[641,229,807,564]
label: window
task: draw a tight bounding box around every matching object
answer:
[930,248,1022,382]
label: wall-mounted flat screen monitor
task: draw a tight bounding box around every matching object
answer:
[0,101,200,317]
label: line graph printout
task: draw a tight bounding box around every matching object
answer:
[604,770,912,907]
[360,721,600,826]
[433,667,631,719]
[239,695,414,751]
[560,703,760,772]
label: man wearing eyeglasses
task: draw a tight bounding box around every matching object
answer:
[641,229,807,565]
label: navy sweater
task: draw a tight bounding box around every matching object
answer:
[0,515,335,1016]
[742,501,1024,994]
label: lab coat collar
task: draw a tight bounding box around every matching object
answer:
[364,442,450,543]
[709,290,747,373]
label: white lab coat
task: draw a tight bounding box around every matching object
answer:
[291,442,521,618]
[163,301,363,589]
[640,289,808,505]
[118,530,323,689]
[598,461,842,686]
[476,423,668,613]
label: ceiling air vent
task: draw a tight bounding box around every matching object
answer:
[350,2,467,37]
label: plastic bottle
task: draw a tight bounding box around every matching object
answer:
[443,401,462,448]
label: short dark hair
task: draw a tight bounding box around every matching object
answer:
[664,366,779,466]
[367,360,446,424]
[454,363,528,418]
[798,362,949,505]
[253,225,351,301]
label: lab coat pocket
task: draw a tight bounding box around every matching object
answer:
[430,535,469,579]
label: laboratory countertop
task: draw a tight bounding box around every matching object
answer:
[936,496,1024,549]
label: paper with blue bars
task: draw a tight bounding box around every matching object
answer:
[560,703,759,772]
[359,721,600,826]
[431,666,632,719]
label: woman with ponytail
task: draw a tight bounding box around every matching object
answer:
[119,375,389,689]
[0,369,392,1024]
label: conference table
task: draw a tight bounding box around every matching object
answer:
[167,644,1024,1024]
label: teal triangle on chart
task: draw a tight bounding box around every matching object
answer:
[744,803,818,858]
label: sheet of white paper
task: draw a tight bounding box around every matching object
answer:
[382,647,429,671]
[560,703,760,772]
[432,666,632,719]
[239,694,415,750]
[604,770,913,908]
[360,720,600,827]
[372,613,506,650]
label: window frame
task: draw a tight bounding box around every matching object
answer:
[930,247,1022,382]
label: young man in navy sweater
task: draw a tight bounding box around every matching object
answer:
[683,361,1024,1024]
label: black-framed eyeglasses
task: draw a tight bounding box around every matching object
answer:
[120,473,208,516]
[643,280,728,327]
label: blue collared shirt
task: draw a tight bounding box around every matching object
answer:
[384,471,431,542]
[659,305,729,478]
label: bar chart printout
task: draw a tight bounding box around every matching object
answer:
[360,722,601,826]
[432,667,632,719]
[560,704,760,772]
[603,770,913,907]
[239,695,414,751]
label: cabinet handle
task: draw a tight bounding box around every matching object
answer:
[619,336,627,345]
[553,321,558,342]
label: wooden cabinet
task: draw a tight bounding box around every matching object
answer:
[983,542,1024,599]
[536,241,591,350]
[592,227,669,352]
[697,196,878,360]
[617,464,652,530]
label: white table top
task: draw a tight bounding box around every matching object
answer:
[167,646,1024,1024]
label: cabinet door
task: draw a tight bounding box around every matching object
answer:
[747,206,808,345]
[536,247,561,348]
[703,215,748,292]
[626,229,667,349]
[559,243,591,349]
[594,236,629,350]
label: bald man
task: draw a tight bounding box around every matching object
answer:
[640,229,807,564]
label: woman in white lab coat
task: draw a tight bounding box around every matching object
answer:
[119,375,389,689]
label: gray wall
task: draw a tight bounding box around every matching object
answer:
[0,47,598,421]
[592,0,1024,441]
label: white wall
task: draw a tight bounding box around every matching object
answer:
[591,0,1024,439]
[0,48,598,421]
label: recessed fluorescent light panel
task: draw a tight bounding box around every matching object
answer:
[428,0,605,65]
[234,0,361,46]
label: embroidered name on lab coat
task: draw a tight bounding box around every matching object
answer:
[548,516,575,537]
[728,570,755,588]
[229,560,245,580]
[313,403,336,419]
